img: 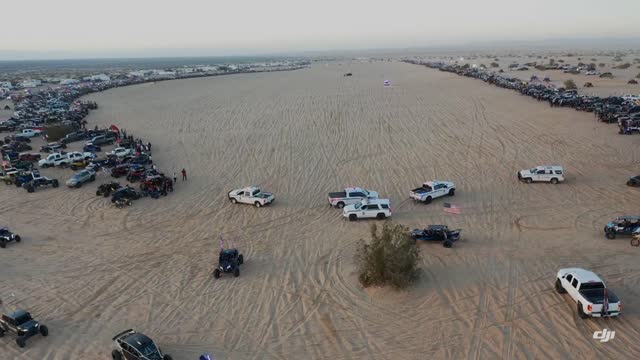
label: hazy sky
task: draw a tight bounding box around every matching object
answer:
[3,0,640,59]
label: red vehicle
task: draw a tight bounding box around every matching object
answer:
[126,169,147,183]
[18,153,41,162]
[110,165,130,178]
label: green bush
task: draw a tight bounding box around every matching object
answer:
[600,72,614,79]
[564,79,577,90]
[44,125,73,142]
[614,63,631,69]
[355,223,421,289]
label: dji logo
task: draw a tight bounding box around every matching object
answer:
[593,329,615,343]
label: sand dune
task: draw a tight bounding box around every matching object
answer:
[1,61,639,359]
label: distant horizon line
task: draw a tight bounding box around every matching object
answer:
[2,36,640,62]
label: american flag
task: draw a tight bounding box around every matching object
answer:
[443,203,461,215]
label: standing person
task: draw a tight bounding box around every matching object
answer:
[147,142,151,152]
[181,168,187,181]
[173,172,177,185]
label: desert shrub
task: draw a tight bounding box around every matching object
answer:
[535,65,547,71]
[584,82,594,88]
[461,64,470,69]
[355,223,421,289]
[558,59,565,63]
[564,79,577,90]
[566,53,575,57]
[634,58,640,64]
[490,62,499,68]
[636,72,640,79]
[615,63,631,69]
[44,125,73,141]
[591,58,597,61]
[629,79,638,84]
[578,62,585,67]
[588,63,596,70]
[613,56,623,62]
[599,63,606,67]
[549,58,555,65]
[600,72,614,79]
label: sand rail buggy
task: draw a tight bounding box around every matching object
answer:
[111,329,173,360]
[410,225,461,248]
[0,227,21,248]
[213,248,244,278]
[604,216,640,239]
[97,182,122,197]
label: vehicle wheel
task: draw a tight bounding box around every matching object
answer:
[555,279,566,294]
[376,213,386,220]
[255,202,262,208]
[90,175,95,181]
[424,196,432,204]
[627,180,633,186]
[443,240,453,248]
[448,189,455,196]
[631,238,640,247]
[40,325,48,336]
[163,355,173,360]
[234,268,240,277]
[551,178,558,184]
[15,235,21,242]
[42,164,49,168]
[96,191,101,196]
[27,187,34,193]
[0,328,4,337]
[16,336,26,348]
[104,192,110,198]
[577,302,588,319]
[213,269,220,279]
[337,202,345,209]
[605,232,616,239]
[349,214,358,221]
[0,241,5,248]
[76,183,82,188]
[112,349,123,360]
[239,254,244,264]
[113,174,120,178]
[526,178,533,184]
[53,180,59,188]
[230,198,237,204]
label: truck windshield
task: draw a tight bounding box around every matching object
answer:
[580,282,605,291]
[362,190,369,196]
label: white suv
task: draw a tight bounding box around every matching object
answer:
[343,199,392,221]
[518,165,565,184]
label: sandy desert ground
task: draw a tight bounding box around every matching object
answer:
[2,60,640,360]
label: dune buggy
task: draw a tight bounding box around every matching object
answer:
[213,248,244,278]
[0,227,21,248]
[410,225,461,248]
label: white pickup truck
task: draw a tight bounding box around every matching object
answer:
[328,187,379,208]
[57,151,96,167]
[228,186,275,207]
[15,128,42,138]
[409,181,455,204]
[38,152,67,168]
[555,268,621,318]
[38,151,94,168]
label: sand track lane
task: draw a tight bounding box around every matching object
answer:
[1,60,640,360]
